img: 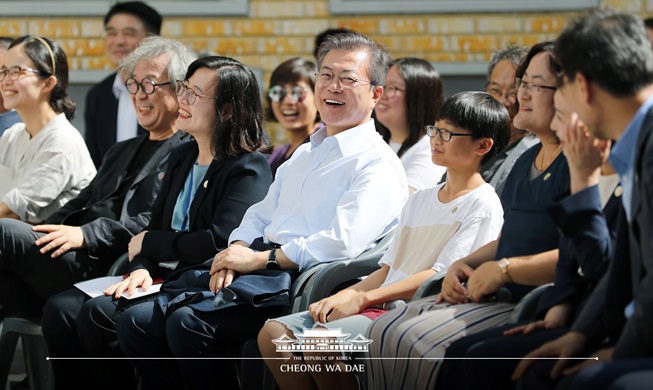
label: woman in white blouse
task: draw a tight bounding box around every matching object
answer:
[0,36,95,223]
[375,57,446,193]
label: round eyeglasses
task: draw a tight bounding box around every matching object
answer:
[175,80,215,105]
[315,71,371,89]
[268,85,307,103]
[0,66,41,82]
[125,77,172,95]
[425,125,474,142]
[515,78,557,94]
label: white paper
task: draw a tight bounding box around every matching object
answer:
[74,276,162,300]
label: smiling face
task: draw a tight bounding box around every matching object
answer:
[271,80,318,134]
[430,119,483,171]
[513,52,557,137]
[487,59,518,119]
[176,66,218,139]
[0,43,48,112]
[130,53,179,135]
[374,64,408,133]
[550,89,570,145]
[105,13,149,68]
[315,49,382,134]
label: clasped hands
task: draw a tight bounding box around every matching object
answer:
[208,242,266,293]
[436,261,505,304]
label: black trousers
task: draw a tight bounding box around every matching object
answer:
[117,300,283,390]
[0,218,93,317]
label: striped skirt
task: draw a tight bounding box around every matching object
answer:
[365,297,515,390]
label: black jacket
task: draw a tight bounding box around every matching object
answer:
[46,131,189,273]
[129,141,273,276]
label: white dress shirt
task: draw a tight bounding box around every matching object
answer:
[0,114,96,222]
[113,73,139,142]
[230,119,408,270]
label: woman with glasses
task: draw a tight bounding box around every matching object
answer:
[0,36,95,222]
[265,57,320,177]
[366,42,571,390]
[258,91,509,390]
[375,57,446,193]
[41,55,272,388]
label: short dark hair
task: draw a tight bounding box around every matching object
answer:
[316,31,390,87]
[10,36,75,119]
[515,41,561,83]
[376,57,444,158]
[104,1,163,35]
[556,10,653,97]
[264,57,318,123]
[184,56,270,160]
[314,28,353,59]
[436,91,511,166]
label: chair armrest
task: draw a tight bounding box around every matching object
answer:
[107,252,130,276]
[509,283,553,324]
[412,269,447,300]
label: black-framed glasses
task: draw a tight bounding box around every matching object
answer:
[384,85,404,98]
[515,78,557,94]
[125,77,172,95]
[425,125,474,142]
[175,80,215,105]
[315,71,371,89]
[0,66,41,82]
[268,85,307,103]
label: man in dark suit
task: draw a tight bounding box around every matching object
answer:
[84,1,162,167]
[0,36,196,324]
[512,10,653,389]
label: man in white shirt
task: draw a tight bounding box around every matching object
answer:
[210,31,408,287]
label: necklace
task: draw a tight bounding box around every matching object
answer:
[538,144,563,171]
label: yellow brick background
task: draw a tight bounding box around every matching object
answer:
[0,0,649,142]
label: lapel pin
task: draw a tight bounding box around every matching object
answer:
[615,186,623,197]
[203,180,208,188]
[543,173,551,181]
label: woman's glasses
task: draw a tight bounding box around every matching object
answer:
[175,80,216,105]
[0,66,41,82]
[268,86,307,103]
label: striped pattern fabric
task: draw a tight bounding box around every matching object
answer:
[365,297,515,389]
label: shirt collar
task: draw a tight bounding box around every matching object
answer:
[610,93,653,176]
[309,119,377,157]
[112,73,128,99]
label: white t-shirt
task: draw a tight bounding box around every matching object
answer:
[379,182,503,288]
[390,135,446,191]
[0,114,96,223]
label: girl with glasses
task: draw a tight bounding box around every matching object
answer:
[265,58,320,178]
[0,36,95,222]
[375,57,446,194]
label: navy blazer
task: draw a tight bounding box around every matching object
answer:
[84,73,146,167]
[573,107,653,359]
[536,184,622,318]
[46,132,188,274]
[129,141,273,276]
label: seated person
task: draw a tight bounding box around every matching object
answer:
[266,57,320,178]
[365,41,571,390]
[0,37,22,136]
[375,57,447,193]
[0,35,195,323]
[42,55,273,389]
[436,87,622,390]
[258,91,510,390]
[115,31,408,390]
[0,36,96,222]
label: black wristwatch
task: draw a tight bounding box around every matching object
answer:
[265,249,280,270]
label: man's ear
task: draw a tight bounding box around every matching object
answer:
[576,73,592,106]
[372,85,383,104]
[476,137,494,157]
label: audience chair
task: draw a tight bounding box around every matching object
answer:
[0,254,129,390]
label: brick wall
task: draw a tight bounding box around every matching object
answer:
[0,0,648,142]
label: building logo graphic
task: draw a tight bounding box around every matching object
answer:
[272,327,373,352]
